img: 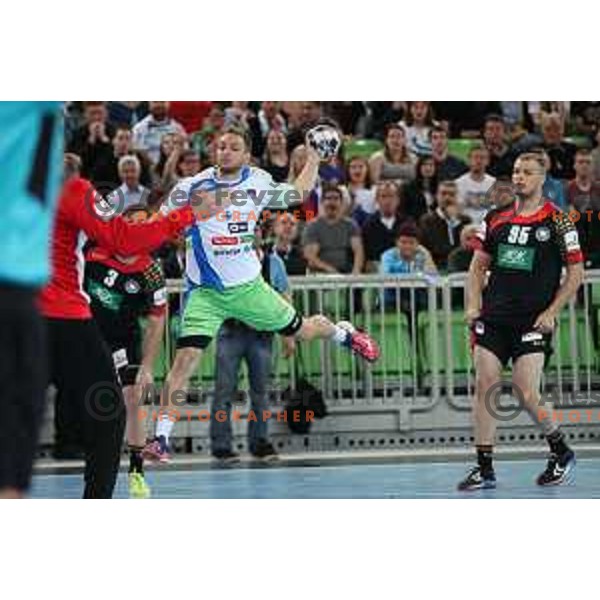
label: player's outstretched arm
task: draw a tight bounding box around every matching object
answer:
[66,178,193,256]
[291,146,321,201]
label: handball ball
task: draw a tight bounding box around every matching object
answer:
[306,124,342,161]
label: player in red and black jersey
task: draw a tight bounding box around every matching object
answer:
[459,153,584,490]
[85,205,167,498]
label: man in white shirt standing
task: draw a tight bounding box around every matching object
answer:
[132,101,186,165]
[108,155,150,215]
[455,143,496,225]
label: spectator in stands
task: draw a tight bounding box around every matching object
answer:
[369,123,416,185]
[402,155,438,221]
[447,223,479,308]
[418,180,471,271]
[433,102,501,138]
[429,126,468,181]
[153,132,188,188]
[565,148,600,267]
[593,130,600,181]
[160,148,202,190]
[401,101,435,155]
[106,102,148,128]
[273,212,307,275]
[454,144,496,226]
[107,155,150,215]
[210,237,294,463]
[566,149,600,211]
[177,149,201,179]
[367,102,406,139]
[346,156,375,226]
[85,126,152,191]
[483,114,517,179]
[224,101,262,156]
[262,129,290,182]
[570,102,600,138]
[448,224,479,273]
[190,104,225,163]
[258,101,287,137]
[322,102,366,136]
[540,112,577,180]
[67,101,115,158]
[302,185,364,275]
[380,223,437,311]
[362,181,413,272]
[132,101,186,165]
[531,148,567,209]
[169,101,213,134]
[287,101,322,152]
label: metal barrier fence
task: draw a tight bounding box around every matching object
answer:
[162,269,600,406]
[37,270,600,455]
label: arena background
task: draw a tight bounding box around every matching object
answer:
[32,100,600,498]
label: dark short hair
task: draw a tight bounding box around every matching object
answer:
[484,114,505,127]
[429,125,447,140]
[468,142,488,157]
[575,148,592,158]
[122,203,150,219]
[220,124,252,152]
[396,222,419,239]
[321,183,344,201]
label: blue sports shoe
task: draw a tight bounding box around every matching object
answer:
[457,466,497,491]
[536,450,576,486]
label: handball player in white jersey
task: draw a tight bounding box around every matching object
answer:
[143,123,380,461]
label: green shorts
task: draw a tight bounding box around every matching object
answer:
[178,277,300,348]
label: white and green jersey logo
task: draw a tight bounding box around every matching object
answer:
[162,166,297,290]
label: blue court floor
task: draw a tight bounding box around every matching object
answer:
[29,458,600,498]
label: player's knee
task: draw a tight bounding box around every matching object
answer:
[169,348,202,382]
[302,314,330,336]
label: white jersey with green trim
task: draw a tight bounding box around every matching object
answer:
[161,166,297,290]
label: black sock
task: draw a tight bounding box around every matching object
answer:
[547,430,570,456]
[476,446,494,476]
[129,447,144,475]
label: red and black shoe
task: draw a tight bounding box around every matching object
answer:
[349,330,380,363]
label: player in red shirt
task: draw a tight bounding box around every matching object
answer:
[459,153,584,490]
[38,157,193,498]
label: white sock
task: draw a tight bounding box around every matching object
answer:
[156,414,174,442]
[331,325,351,346]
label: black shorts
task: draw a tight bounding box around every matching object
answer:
[0,284,47,492]
[107,339,142,387]
[471,317,552,367]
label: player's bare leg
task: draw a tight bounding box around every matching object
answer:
[513,353,575,485]
[298,314,380,362]
[123,383,152,497]
[143,347,203,463]
[458,345,502,491]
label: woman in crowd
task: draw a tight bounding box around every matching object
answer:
[369,123,416,185]
[402,155,439,221]
[262,129,290,182]
[400,101,435,155]
[345,156,375,226]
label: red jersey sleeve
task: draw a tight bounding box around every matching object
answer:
[63,177,193,256]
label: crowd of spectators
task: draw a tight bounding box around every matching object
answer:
[64,100,600,287]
